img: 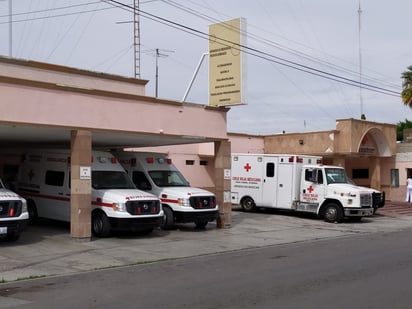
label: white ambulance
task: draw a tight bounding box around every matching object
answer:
[16,150,163,237]
[231,153,385,223]
[115,151,219,229]
[0,178,28,241]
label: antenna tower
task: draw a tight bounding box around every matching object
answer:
[134,0,140,78]
[358,1,364,118]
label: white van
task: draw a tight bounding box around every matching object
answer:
[0,178,28,241]
[115,151,219,229]
[16,150,163,237]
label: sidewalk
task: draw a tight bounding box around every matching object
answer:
[2,208,412,283]
[375,200,412,217]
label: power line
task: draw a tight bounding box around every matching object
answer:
[106,0,399,97]
[1,0,401,98]
[161,0,400,92]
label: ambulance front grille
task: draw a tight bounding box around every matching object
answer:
[189,196,216,209]
[0,201,23,218]
[126,200,161,215]
[360,194,372,207]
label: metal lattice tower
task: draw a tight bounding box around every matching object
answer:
[134,0,141,78]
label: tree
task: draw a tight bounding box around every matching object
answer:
[397,119,412,141]
[401,65,412,107]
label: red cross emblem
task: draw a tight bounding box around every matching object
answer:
[244,163,251,172]
[307,186,314,193]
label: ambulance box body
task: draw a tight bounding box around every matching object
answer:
[0,178,28,241]
[116,151,218,229]
[231,153,385,223]
[16,150,163,237]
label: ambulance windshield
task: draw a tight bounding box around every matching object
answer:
[92,171,136,190]
[325,168,349,184]
[148,170,189,187]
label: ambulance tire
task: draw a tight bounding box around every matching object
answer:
[161,207,174,230]
[27,200,38,224]
[323,203,343,223]
[241,197,256,212]
[92,211,112,237]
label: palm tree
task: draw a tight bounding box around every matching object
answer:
[402,65,412,108]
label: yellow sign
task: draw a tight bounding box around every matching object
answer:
[209,18,246,107]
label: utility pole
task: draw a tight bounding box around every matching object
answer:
[133,0,140,78]
[7,0,12,57]
[154,48,174,97]
[358,0,364,119]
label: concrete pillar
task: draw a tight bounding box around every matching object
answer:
[214,140,231,228]
[370,157,381,190]
[70,130,92,240]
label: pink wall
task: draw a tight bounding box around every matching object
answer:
[134,133,264,189]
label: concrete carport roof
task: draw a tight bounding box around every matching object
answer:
[0,57,229,149]
[0,122,223,149]
[0,56,231,239]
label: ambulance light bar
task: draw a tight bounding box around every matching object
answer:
[146,157,155,164]
[146,157,172,164]
[289,156,303,163]
[96,156,117,164]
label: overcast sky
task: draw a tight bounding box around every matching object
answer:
[1,0,411,135]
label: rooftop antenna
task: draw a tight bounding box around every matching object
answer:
[113,0,140,78]
[133,0,140,78]
[358,0,364,119]
[6,0,12,57]
[154,48,174,97]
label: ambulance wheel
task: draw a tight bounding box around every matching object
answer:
[92,211,111,237]
[27,200,38,224]
[241,197,256,212]
[161,207,174,230]
[323,203,343,223]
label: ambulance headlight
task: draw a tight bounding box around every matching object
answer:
[22,200,28,213]
[112,203,126,212]
[177,198,190,206]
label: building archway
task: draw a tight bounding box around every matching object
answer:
[357,127,391,157]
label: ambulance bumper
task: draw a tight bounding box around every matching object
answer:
[108,216,163,232]
[344,207,374,217]
[0,218,29,236]
[175,210,219,223]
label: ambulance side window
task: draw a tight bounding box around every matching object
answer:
[305,169,323,184]
[45,170,65,187]
[305,169,313,181]
[317,170,324,184]
[132,171,152,190]
[266,163,275,178]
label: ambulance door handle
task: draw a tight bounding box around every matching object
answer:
[279,184,283,187]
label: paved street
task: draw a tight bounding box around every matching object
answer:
[1,202,412,284]
[1,224,412,308]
